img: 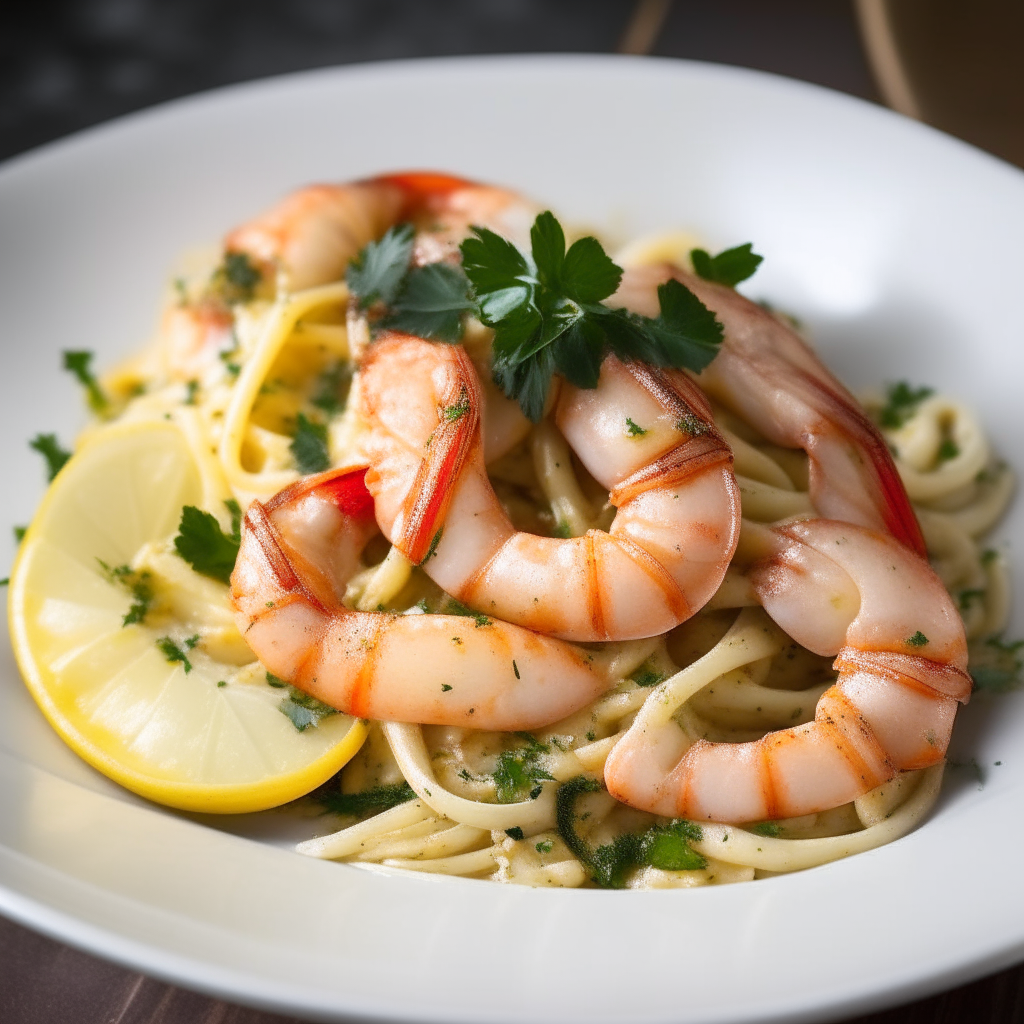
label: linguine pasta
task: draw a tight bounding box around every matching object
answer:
[80,229,1016,890]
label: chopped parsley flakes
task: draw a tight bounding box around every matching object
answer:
[63,350,108,414]
[29,433,71,481]
[556,776,706,888]
[290,413,330,474]
[97,559,153,626]
[278,685,338,731]
[878,382,933,429]
[314,781,416,817]
[492,734,554,804]
[970,635,1024,692]
[156,634,199,673]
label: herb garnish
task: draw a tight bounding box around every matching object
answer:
[173,502,241,585]
[278,685,338,731]
[689,243,763,287]
[156,634,199,673]
[63,350,108,414]
[97,560,153,626]
[30,434,71,481]
[290,413,330,474]
[492,734,554,803]
[505,826,525,841]
[750,821,782,838]
[315,781,416,817]
[970,635,1024,692]
[310,361,352,416]
[556,776,706,888]
[345,223,474,341]
[906,631,929,647]
[346,211,727,422]
[13,526,26,543]
[878,382,934,429]
[213,252,261,304]
[462,212,725,420]
[630,661,666,688]
[346,224,416,308]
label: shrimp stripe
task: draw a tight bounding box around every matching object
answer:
[386,351,481,564]
[609,434,733,507]
[833,647,972,702]
[797,370,927,558]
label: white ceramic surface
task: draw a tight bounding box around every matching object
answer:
[1,55,1023,1024]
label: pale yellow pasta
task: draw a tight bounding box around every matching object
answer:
[90,237,1015,891]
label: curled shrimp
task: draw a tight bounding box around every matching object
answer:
[164,172,538,382]
[604,519,970,821]
[612,265,927,555]
[356,334,741,643]
[229,467,609,730]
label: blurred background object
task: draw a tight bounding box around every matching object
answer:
[2,1,1023,1022]
[857,0,1024,167]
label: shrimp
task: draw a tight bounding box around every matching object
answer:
[356,334,741,643]
[164,172,537,393]
[229,466,610,730]
[224,171,537,289]
[603,519,971,821]
[612,265,927,556]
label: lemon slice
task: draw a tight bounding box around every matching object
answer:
[8,419,366,813]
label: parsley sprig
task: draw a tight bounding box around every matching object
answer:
[462,213,725,420]
[345,212,731,422]
[346,223,472,342]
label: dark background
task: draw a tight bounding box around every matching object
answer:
[2,1,1023,1022]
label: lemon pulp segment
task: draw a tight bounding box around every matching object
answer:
[8,420,366,813]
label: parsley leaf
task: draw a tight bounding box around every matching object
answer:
[290,413,330,474]
[878,382,934,429]
[13,526,26,543]
[30,434,71,481]
[382,263,474,342]
[62,350,108,414]
[556,776,706,888]
[278,685,338,731]
[461,212,724,421]
[346,223,415,308]
[173,505,240,584]
[492,734,554,803]
[315,781,416,817]
[97,560,153,627]
[690,243,763,287]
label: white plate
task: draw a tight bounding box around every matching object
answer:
[1,55,1023,1024]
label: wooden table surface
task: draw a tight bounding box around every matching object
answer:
[2,1,1021,1021]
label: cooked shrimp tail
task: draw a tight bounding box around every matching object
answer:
[357,335,741,642]
[230,468,610,730]
[604,519,970,821]
[612,265,926,556]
